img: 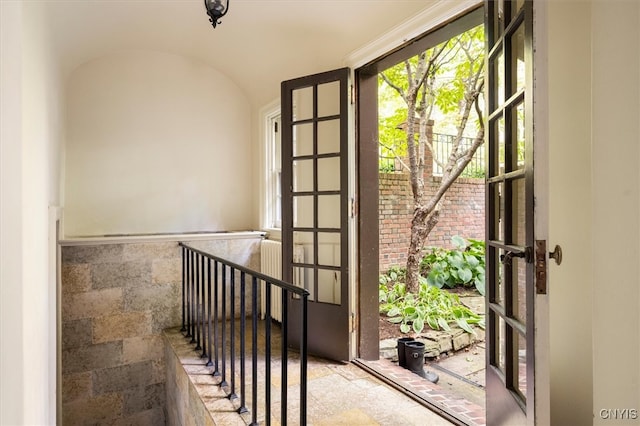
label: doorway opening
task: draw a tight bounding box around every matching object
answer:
[355,6,488,425]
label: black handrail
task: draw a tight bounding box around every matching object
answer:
[178,242,309,426]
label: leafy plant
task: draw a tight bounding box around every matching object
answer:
[379,265,406,286]
[421,236,485,295]
[379,268,484,335]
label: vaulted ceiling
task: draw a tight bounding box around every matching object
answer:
[45,0,439,107]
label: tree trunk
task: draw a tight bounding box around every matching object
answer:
[405,203,441,293]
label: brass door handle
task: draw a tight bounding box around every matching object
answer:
[549,245,562,265]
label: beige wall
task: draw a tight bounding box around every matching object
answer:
[544,0,640,424]
[0,1,64,424]
[64,50,253,237]
[590,1,640,423]
[0,3,25,424]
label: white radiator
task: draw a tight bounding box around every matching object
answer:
[259,239,304,323]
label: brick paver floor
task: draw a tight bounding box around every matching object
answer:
[358,357,486,426]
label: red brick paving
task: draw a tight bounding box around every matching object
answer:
[360,357,486,426]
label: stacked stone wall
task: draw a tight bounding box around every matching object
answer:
[60,238,260,425]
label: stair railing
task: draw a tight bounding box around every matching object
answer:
[179,242,309,426]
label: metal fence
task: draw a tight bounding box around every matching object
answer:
[379,133,484,178]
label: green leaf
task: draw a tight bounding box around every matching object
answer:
[465,254,480,267]
[403,306,416,315]
[452,235,467,250]
[458,268,473,283]
[400,323,411,334]
[427,270,445,288]
[412,318,425,334]
[426,316,439,330]
[456,318,475,334]
[388,316,404,324]
[387,307,401,317]
[449,253,465,269]
[437,317,451,331]
[474,276,485,296]
[379,303,393,313]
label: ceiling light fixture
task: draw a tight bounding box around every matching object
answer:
[204,0,229,29]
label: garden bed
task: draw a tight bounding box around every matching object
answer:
[379,292,485,360]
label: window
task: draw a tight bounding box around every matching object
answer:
[262,106,282,231]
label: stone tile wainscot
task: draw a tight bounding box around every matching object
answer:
[60,236,261,425]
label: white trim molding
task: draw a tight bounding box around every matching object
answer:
[344,0,481,69]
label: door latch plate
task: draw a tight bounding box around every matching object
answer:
[535,240,547,294]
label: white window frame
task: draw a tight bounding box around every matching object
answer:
[260,101,282,239]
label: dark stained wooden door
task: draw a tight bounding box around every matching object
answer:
[485,0,536,423]
[281,68,351,361]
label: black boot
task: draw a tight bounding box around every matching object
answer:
[404,341,439,383]
[396,337,415,368]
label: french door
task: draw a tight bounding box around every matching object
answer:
[485,0,535,424]
[281,68,352,361]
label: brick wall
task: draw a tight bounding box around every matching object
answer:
[379,173,485,272]
[60,237,260,425]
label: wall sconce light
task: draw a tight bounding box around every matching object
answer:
[204,0,229,29]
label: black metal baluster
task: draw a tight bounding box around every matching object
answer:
[265,283,272,426]
[238,271,248,414]
[213,260,220,377]
[200,254,207,358]
[300,293,308,426]
[195,254,202,350]
[281,288,288,426]
[206,258,213,366]
[220,264,228,388]
[229,267,237,400]
[190,251,196,343]
[251,276,259,426]
[181,246,186,332]
[185,250,192,338]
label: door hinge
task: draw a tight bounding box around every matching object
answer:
[350,84,355,105]
[350,312,356,333]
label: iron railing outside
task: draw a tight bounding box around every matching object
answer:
[378,133,485,178]
[431,133,484,178]
[179,242,309,426]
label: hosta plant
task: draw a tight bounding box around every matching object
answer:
[379,270,484,335]
[421,236,485,296]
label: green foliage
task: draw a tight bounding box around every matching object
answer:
[378,24,485,159]
[461,166,485,179]
[421,236,485,296]
[379,267,484,335]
